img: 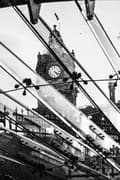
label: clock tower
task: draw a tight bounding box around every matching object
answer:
[36,25,78,113]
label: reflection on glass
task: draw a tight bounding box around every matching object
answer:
[1,4,120,171]
[1,39,120,173]
[37,4,120,135]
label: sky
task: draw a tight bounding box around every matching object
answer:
[0,1,120,111]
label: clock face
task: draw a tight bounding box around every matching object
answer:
[48,65,61,78]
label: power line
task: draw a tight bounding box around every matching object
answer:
[38,13,120,124]
[0,77,119,95]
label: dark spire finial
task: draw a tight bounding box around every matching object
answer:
[71,50,75,57]
[53,24,57,30]
[53,24,60,37]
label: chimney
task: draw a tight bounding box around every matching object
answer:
[108,82,116,103]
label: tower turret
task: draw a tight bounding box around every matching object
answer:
[36,25,78,114]
[108,82,116,103]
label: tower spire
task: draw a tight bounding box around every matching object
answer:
[54,12,60,32]
[48,24,63,50]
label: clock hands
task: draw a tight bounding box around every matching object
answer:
[54,69,61,75]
